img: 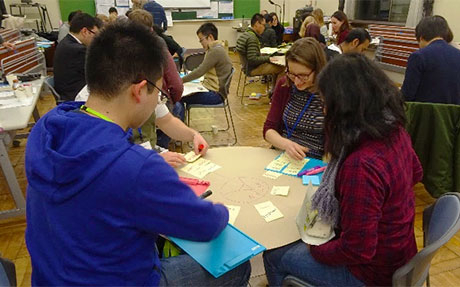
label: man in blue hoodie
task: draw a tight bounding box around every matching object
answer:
[25,21,250,286]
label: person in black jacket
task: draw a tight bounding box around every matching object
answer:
[269,12,285,45]
[260,14,277,47]
[53,13,102,102]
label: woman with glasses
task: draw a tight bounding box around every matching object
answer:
[263,38,327,160]
[263,54,422,287]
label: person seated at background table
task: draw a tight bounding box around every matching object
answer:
[54,13,102,102]
[330,10,350,45]
[128,9,185,149]
[303,23,336,61]
[299,16,317,38]
[312,8,328,39]
[108,7,118,22]
[263,53,423,287]
[263,38,326,160]
[261,14,278,48]
[57,10,81,43]
[402,15,460,105]
[25,21,251,286]
[177,22,233,121]
[236,13,284,91]
[269,12,285,45]
[328,28,371,55]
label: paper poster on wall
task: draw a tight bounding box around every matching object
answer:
[196,1,218,18]
[156,0,211,9]
[98,0,115,5]
[116,6,130,16]
[218,1,233,14]
[116,0,129,6]
[166,10,173,27]
[96,4,113,14]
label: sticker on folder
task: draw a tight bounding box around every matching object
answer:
[169,224,265,278]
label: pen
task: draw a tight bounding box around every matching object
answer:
[305,166,327,176]
[199,190,212,199]
[198,144,204,152]
[297,165,321,177]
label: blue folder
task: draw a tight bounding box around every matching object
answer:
[169,224,266,278]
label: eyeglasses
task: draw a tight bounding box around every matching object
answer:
[135,78,170,104]
[87,29,96,35]
[286,68,314,83]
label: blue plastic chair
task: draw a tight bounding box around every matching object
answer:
[281,193,460,287]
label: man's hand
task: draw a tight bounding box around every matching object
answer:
[192,133,209,156]
[160,151,186,168]
[283,138,308,161]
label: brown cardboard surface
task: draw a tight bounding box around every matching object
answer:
[177,146,309,250]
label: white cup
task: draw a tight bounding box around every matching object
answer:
[211,125,218,135]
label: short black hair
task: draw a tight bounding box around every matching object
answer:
[69,13,102,33]
[197,22,218,40]
[318,53,406,158]
[251,13,265,26]
[344,28,371,45]
[264,14,273,24]
[86,21,166,99]
[415,15,451,42]
[109,7,118,14]
[68,10,81,23]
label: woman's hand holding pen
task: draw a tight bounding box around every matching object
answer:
[193,132,209,156]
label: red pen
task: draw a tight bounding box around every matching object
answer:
[198,144,204,152]
[305,166,326,176]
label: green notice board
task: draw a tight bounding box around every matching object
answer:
[233,0,259,19]
[59,0,95,21]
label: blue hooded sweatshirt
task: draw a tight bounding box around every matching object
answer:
[25,102,229,286]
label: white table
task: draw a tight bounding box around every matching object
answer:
[0,78,44,219]
[178,146,308,250]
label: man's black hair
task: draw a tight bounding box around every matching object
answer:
[344,28,371,45]
[264,14,273,24]
[196,22,218,40]
[251,13,265,26]
[68,10,81,23]
[415,15,451,42]
[69,13,102,33]
[86,21,166,99]
[109,7,118,14]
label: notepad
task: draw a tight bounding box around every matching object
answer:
[169,224,265,278]
[254,201,284,222]
[302,175,320,186]
[270,186,290,196]
[181,158,221,179]
[265,152,310,177]
[184,151,201,163]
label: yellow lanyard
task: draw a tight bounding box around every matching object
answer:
[80,105,114,123]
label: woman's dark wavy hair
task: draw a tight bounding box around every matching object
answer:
[317,53,406,159]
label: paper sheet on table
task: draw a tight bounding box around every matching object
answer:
[218,1,233,13]
[270,56,285,66]
[225,205,240,224]
[270,186,290,196]
[254,201,284,222]
[260,47,279,55]
[197,1,218,18]
[282,158,309,176]
[262,170,282,179]
[0,93,33,109]
[182,82,209,97]
[181,158,220,179]
[184,151,201,163]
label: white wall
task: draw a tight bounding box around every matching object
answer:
[433,0,460,42]
[5,0,62,30]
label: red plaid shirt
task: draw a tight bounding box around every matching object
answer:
[310,127,423,286]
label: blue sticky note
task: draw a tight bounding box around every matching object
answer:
[303,175,320,186]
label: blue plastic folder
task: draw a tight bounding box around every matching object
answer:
[169,224,266,278]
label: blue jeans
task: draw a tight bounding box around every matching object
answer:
[263,240,364,287]
[159,254,251,286]
[177,91,224,121]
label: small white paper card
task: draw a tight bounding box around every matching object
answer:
[271,186,290,196]
[254,201,284,222]
[262,170,282,179]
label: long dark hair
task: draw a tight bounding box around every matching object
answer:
[317,54,406,158]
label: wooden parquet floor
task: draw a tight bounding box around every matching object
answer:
[0,52,458,286]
